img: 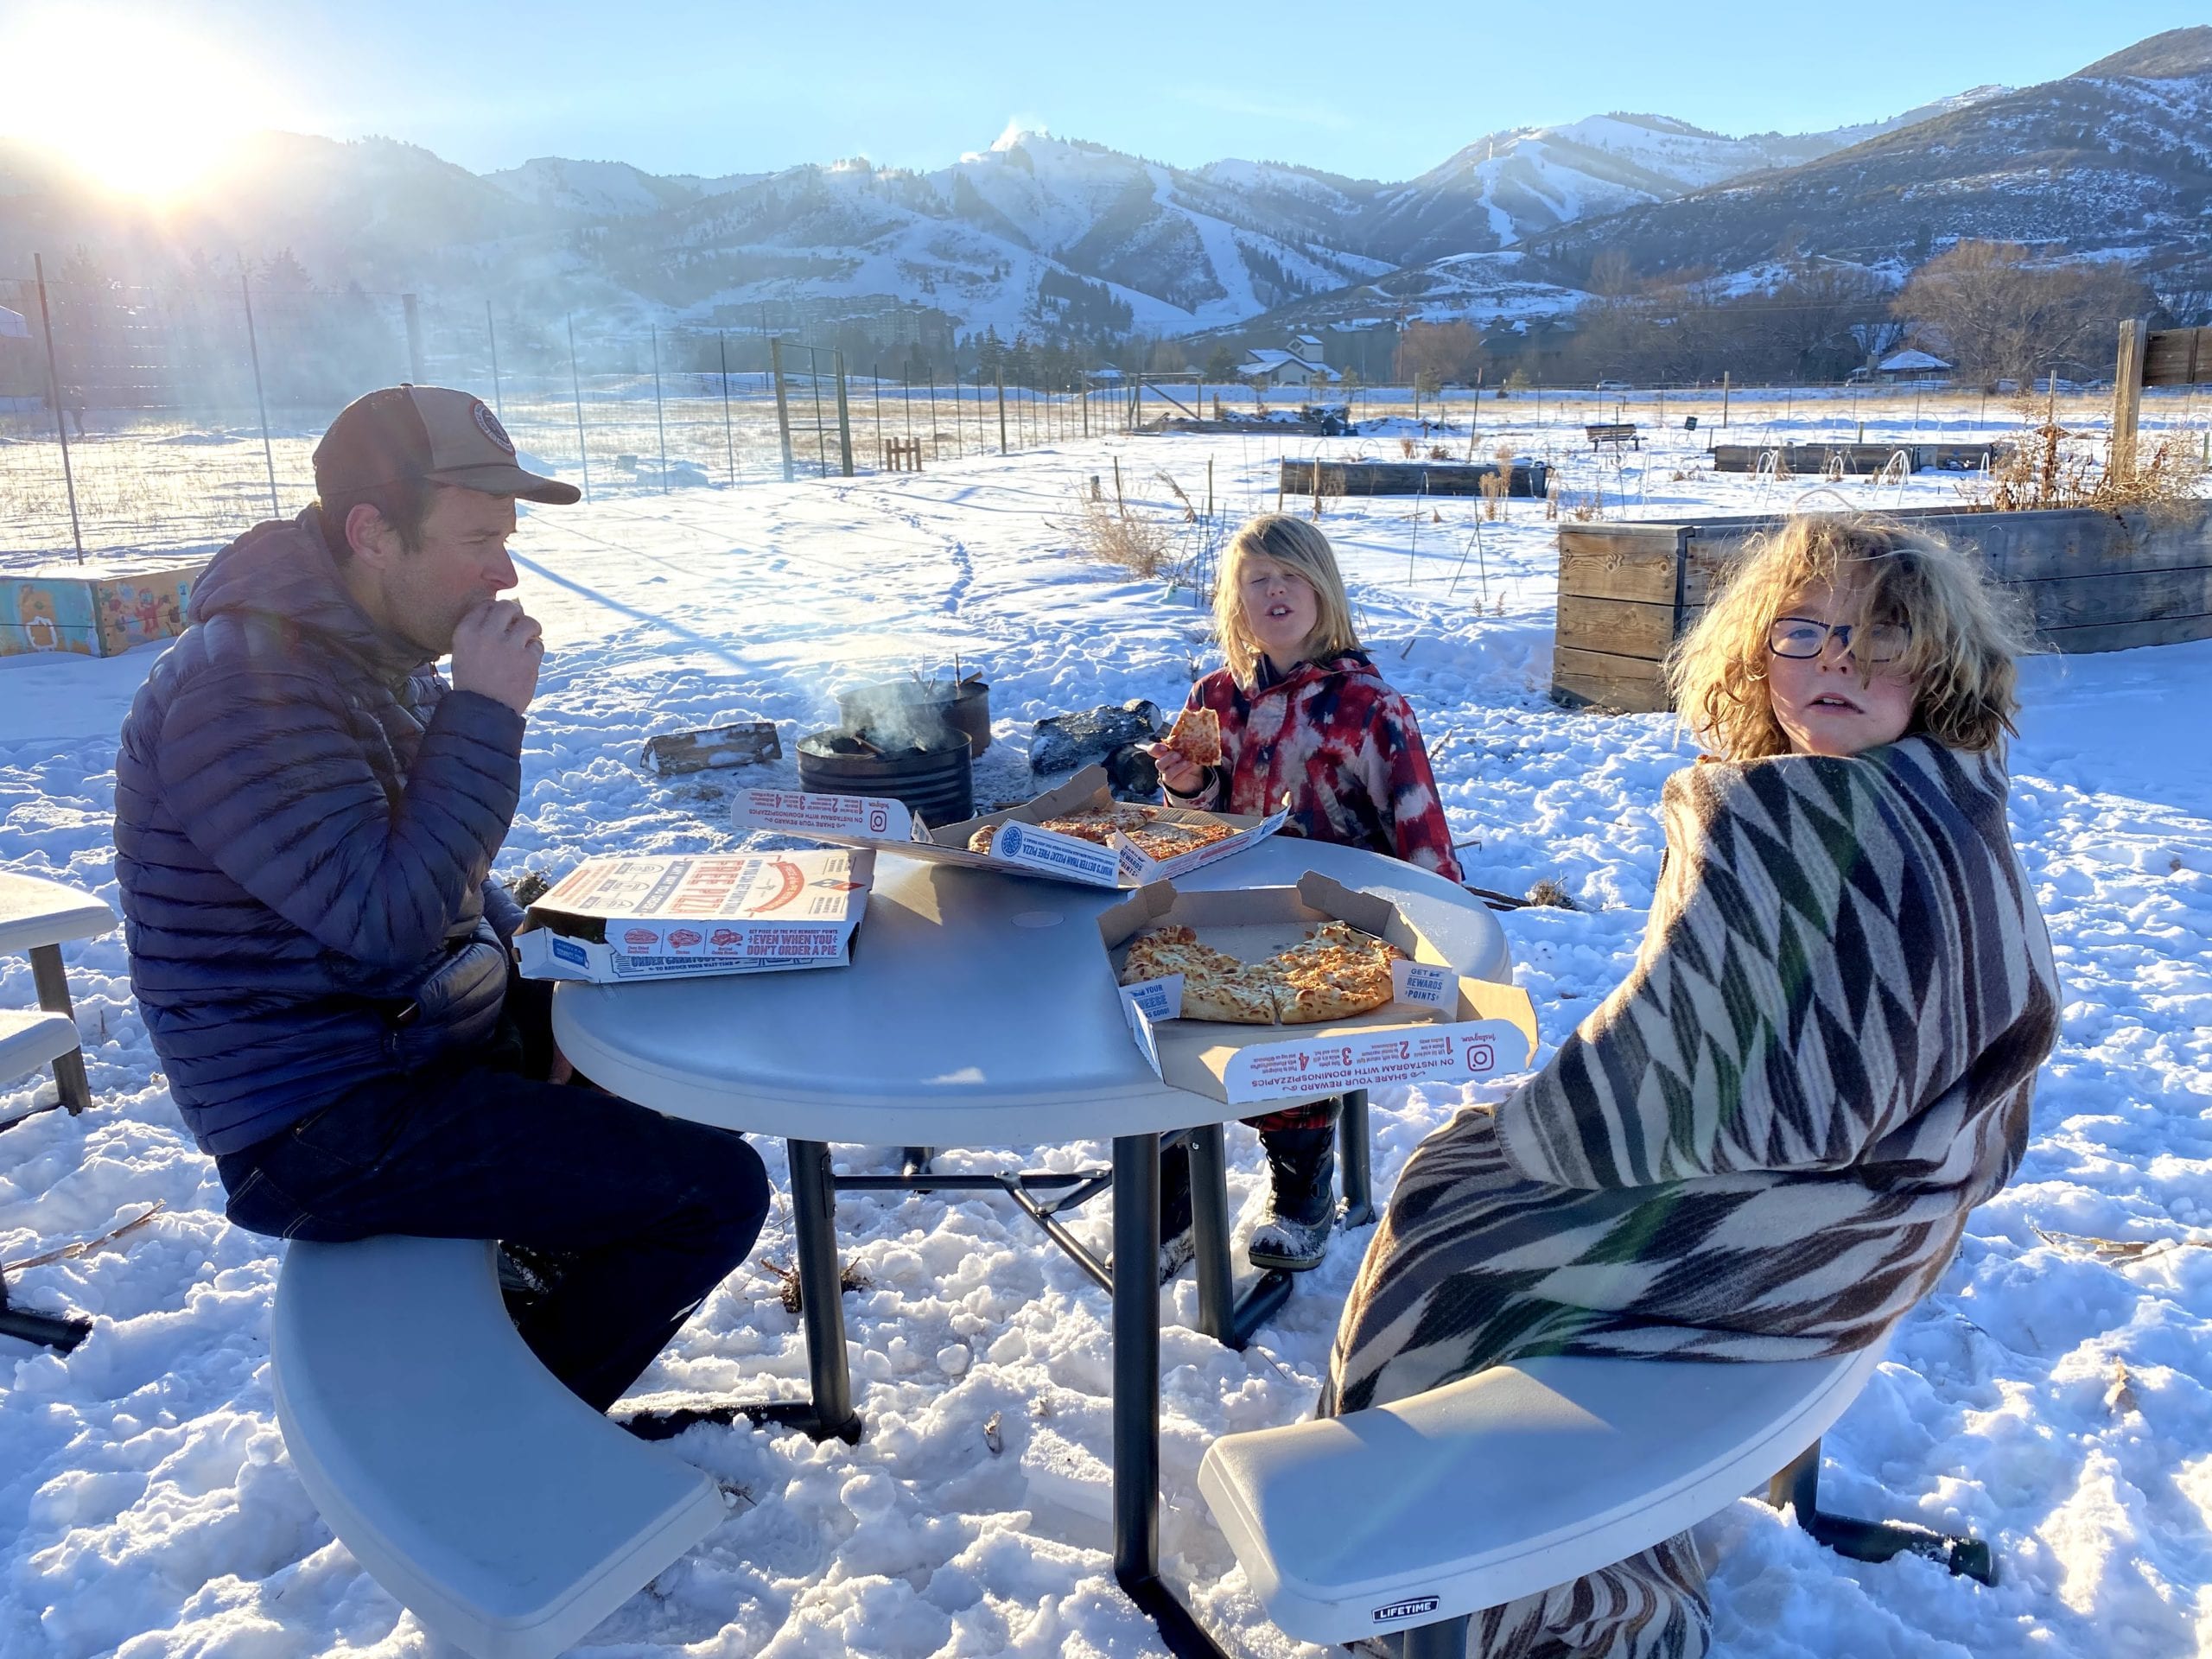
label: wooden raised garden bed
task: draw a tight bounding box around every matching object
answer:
[1708,442,2010,475]
[1552,500,2212,714]
[1280,458,1551,499]
[2,562,207,658]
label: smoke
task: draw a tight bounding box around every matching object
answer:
[833,678,966,752]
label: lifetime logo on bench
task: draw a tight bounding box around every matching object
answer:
[1373,1595,1441,1624]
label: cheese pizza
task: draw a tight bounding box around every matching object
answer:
[1116,918,1405,1026]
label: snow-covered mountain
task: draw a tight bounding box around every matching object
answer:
[1526,29,2212,296]
[1344,92,2012,264]
[0,36,2189,346]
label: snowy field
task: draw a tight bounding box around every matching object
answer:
[3,426,2210,1658]
[4,380,2204,566]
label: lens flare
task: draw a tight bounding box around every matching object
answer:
[0,10,274,200]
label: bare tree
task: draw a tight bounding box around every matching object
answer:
[1896,242,2153,385]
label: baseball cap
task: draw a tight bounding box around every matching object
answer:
[314,385,582,506]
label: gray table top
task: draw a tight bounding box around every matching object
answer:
[553,837,1512,1146]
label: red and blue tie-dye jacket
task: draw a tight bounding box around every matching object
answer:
[1173,651,1462,884]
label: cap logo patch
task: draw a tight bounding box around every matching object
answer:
[472,402,516,454]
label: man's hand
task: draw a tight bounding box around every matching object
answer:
[450,599,543,715]
[1147,741,1205,798]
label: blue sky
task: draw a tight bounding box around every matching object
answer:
[5,2,2208,183]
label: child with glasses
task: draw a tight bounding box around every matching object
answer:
[1324,515,2059,1659]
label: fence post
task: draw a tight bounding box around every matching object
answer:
[566,313,591,503]
[650,325,670,493]
[2111,318,2146,480]
[925,371,938,460]
[769,336,796,481]
[834,350,854,476]
[996,366,1007,454]
[238,264,280,519]
[719,331,736,485]
[486,302,503,417]
[403,293,425,383]
[1721,370,1731,429]
[29,253,85,563]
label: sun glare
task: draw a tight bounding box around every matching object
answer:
[0,10,270,200]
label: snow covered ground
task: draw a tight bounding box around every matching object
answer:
[3,427,2209,1658]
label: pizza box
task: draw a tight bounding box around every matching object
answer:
[515,849,874,983]
[1098,874,1540,1109]
[729,765,1286,890]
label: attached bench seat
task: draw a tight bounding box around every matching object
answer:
[1198,1346,1884,1649]
[272,1236,726,1659]
[0,1007,79,1087]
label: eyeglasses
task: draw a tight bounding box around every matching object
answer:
[1767,616,1909,663]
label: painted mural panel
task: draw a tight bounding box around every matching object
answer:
[0,565,204,658]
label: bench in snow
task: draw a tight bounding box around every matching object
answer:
[0,1008,102,1350]
[273,1236,727,1659]
[1585,423,1642,450]
[1198,1344,1992,1656]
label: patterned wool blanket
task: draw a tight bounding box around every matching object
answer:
[1325,737,2060,1658]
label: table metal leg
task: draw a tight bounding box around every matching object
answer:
[785,1137,861,1442]
[1111,1133,1231,1659]
[1188,1122,1292,1352]
[1339,1089,1375,1228]
[29,944,91,1116]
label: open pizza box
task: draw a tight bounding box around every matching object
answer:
[515,848,874,983]
[729,765,1287,890]
[1099,874,1540,1108]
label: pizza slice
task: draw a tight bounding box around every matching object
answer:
[1119,925,1278,1025]
[1164,706,1222,767]
[1268,921,1405,1024]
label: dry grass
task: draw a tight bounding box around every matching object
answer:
[1065,483,1174,579]
[1980,396,2208,516]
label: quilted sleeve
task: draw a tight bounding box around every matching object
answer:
[155,664,526,969]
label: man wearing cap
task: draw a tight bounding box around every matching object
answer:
[114,385,770,1414]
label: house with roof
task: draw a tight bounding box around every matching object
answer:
[0,304,41,404]
[1875,346,1952,381]
[1236,340,1341,390]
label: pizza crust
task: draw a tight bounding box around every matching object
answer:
[1116,918,1405,1026]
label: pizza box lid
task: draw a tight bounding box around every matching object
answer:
[515,848,873,983]
[731,765,1285,890]
[1096,874,1540,1109]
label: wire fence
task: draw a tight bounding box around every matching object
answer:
[0,269,1114,563]
[3,262,2207,566]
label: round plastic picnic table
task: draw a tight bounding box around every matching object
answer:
[554,837,1509,1145]
[553,836,1511,1658]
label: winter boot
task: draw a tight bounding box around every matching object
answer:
[1246,1125,1337,1272]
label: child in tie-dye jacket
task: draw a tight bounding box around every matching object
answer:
[1147,513,1460,1276]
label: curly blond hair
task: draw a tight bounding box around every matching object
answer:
[1666,514,2033,760]
[1212,514,1362,687]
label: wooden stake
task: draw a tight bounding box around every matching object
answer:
[2111,318,2146,481]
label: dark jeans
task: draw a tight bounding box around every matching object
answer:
[217,976,771,1412]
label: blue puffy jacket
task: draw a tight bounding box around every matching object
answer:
[114,509,529,1154]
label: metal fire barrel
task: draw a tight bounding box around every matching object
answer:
[798,725,975,827]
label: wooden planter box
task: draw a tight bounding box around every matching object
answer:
[1,563,207,659]
[1553,500,2212,714]
[1709,442,2010,475]
[1281,458,1551,499]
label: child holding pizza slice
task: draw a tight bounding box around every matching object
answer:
[1146,512,1460,1276]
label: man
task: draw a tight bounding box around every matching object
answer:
[114,385,769,1413]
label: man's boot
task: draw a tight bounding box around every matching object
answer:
[1247,1124,1336,1272]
